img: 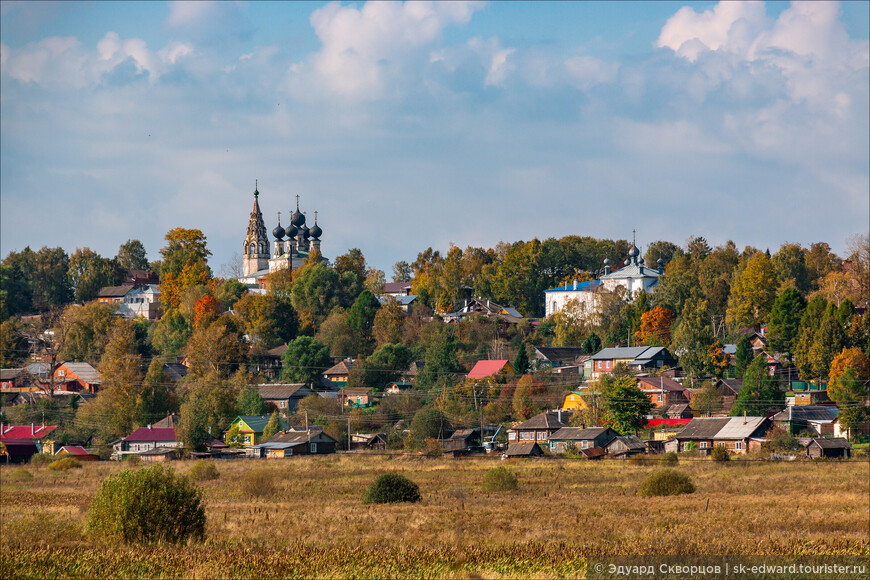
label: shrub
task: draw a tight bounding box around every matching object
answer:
[660,452,679,466]
[5,467,34,481]
[711,446,730,462]
[48,457,83,471]
[29,453,54,467]
[243,467,275,498]
[85,464,205,545]
[363,473,421,504]
[423,438,443,458]
[638,469,695,497]
[124,454,141,465]
[189,460,220,482]
[482,466,518,492]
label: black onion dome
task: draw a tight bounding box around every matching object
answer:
[657,257,665,265]
[286,224,298,238]
[291,210,305,227]
[310,223,322,238]
[301,225,310,239]
[272,224,285,240]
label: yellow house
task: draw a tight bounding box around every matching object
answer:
[562,391,591,412]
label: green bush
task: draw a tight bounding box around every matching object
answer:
[124,454,141,465]
[660,452,679,466]
[85,464,205,545]
[363,473,421,504]
[5,467,34,481]
[638,469,695,497]
[243,467,275,498]
[29,453,54,467]
[48,457,83,471]
[482,466,518,492]
[189,460,220,482]
[711,446,730,462]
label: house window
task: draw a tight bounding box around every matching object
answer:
[58,370,65,377]
[310,443,317,454]
[735,442,742,450]
[537,431,547,440]
[508,432,516,441]
[657,394,662,402]
[699,442,708,449]
[606,361,611,370]
[581,441,589,449]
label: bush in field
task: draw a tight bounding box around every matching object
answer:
[243,467,275,498]
[482,466,518,492]
[6,467,34,481]
[85,464,205,545]
[711,446,730,462]
[124,454,141,465]
[48,457,82,471]
[638,469,695,497]
[29,453,54,467]
[363,473,421,504]
[189,460,220,482]
[660,452,679,466]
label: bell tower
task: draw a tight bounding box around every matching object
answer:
[242,181,270,277]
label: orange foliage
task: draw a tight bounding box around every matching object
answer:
[638,306,676,345]
[829,347,870,385]
[194,295,222,328]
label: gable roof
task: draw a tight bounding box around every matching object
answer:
[549,427,613,441]
[383,282,412,294]
[0,425,58,439]
[638,376,686,392]
[123,427,178,442]
[591,346,655,361]
[59,362,101,384]
[512,411,571,431]
[324,360,354,376]
[772,406,839,423]
[809,437,852,449]
[0,368,26,380]
[632,346,670,364]
[675,418,732,439]
[153,414,180,428]
[98,286,132,298]
[609,435,646,451]
[378,295,417,307]
[265,344,288,358]
[232,415,289,433]
[58,445,94,456]
[162,363,188,381]
[534,347,587,364]
[467,360,513,379]
[257,384,311,400]
[715,378,742,396]
[504,442,543,456]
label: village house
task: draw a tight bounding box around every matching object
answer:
[56,445,99,462]
[806,438,852,459]
[771,406,839,436]
[674,416,770,455]
[342,387,374,408]
[384,382,413,395]
[439,429,481,457]
[113,425,182,460]
[378,294,417,313]
[249,429,338,458]
[225,415,290,447]
[589,346,677,379]
[508,410,572,446]
[52,362,101,394]
[259,344,287,379]
[323,359,354,387]
[116,284,161,320]
[0,424,58,457]
[97,286,131,304]
[504,442,544,457]
[382,282,412,297]
[467,360,515,380]
[350,433,388,451]
[547,426,618,453]
[637,376,689,408]
[256,384,316,412]
[605,435,647,458]
[0,368,32,393]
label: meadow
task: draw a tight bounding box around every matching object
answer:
[1,454,868,579]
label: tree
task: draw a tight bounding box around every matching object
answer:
[68,248,119,303]
[334,248,367,286]
[392,261,412,283]
[372,299,405,347]
[31,247,73,310]
[184,317,247,381]
[116,239,150,271]
[138,358,179,427]
[214,279,248,311]
[417,331,462,390]
[805,242,840,290]
[767,289,807,356]
[706,341,729,378]
[514,343,529,375]
[193,295,222,329]
[511,375,548,420]
[730,356,782,416]
[828,348,870,398]
[236,387,267,416]
[582,332,601,355]
[653,254,700,317]
[409,408,449,445]
[772,242,810,294]
[643,241,680,269]
[346,290,380,356]
[281,336,331,386]
[364,268,386,296]
[845,233,869,308]
[600,375,652,434]
[552,297,586,347]
[1,250,35,317]
[689,380,723,417]
[315,310,356,358]
[262,411,281,440]
[807,317,845,380]
[149,311,192,356]
[179,377,239,451]
[159,228,211,277]
[348,343,414,391]
[95,320,144,439]
[734,334,753,378]
[638,306,676,346]
[726,252,777,329]
[291,261,343,330]
[671,298,713,380]
[58,302,119,365]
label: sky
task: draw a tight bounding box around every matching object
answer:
[1,1,868,276]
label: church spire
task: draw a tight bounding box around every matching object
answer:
[242,181,270,277]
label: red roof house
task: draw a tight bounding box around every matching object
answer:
[0,424,58,440]
[113,427,181,460]
[467,360,515,380]
[57,445,99,461]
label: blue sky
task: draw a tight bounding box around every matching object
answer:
[2,1,868,276]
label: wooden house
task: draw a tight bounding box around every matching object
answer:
[637,376,688,408]
[256,384,315,412]
[439,429,481,456]
[113,426,181,460]
[350,433,388,450]
[589,346,676,379]
[507,411,571,446]
[52,362,101,394]
[675,416,770,455]
[0,368,31,393]
[249,430,338,458]
[342,387,374,408]
[806,438,852,459]
[0,424,58,454]
[0,439,39,464]
[323,360,354,387]
[533,347,587,369]
[771,405,839,436]
[224,415,290,447]
[606,435,647,458]
[561,391,591,412]
[504,442,544,458]
[56,445,98,462]
[547,427,618,453]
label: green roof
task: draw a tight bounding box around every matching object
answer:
[231,415,289,433]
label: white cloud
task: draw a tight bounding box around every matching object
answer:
[657,1,767,62]
[294,1,484,99]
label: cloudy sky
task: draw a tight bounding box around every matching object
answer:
[2,1,868,275]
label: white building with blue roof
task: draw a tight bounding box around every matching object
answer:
[544,237,663,319]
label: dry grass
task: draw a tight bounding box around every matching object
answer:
[1,455,868,578]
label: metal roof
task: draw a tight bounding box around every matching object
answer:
[59,362,101,384]
[772,406,839,423]
[591,346,655,361]
[378,295,417,306]
[809,437,852,449]
[467,360,512,379]
[257,384,311,400]
[123,427,178,442]
[544,280,600,293]
[602,264,660,281]
[714,417,769,440]
[549,427,613,441]
[512,411,572,431]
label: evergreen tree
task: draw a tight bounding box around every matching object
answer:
[767,288,806,356]
[582,332,601,355]
[734,334,753,378]
[513,342,529,375]
[236,387,267,416]
[262,411,281,441]
[731,356,783,416]
[346,289,380,356]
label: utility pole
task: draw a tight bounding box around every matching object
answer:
[347,416,351,452]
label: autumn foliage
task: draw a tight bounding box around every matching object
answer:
[194,295,222,328]
[638,306,676,345]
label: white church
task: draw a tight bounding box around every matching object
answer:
[238,182,326,287]
[544,237,664,319]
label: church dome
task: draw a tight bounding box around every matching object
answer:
[310,223,322,239]
[657,257,665,266]
[603,257,610,266]
[291,210,305,227]
[286,224,298,238]
[628,244,640,258]
[272,223,285,240]
[301,225,310,239]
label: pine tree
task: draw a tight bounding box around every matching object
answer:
[513,343,529,375]
[262,411,281,441]
[734,334,753,378]
[767,288,806,356]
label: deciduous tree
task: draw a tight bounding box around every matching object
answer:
[726,252,777,329]
[281,336,331,386]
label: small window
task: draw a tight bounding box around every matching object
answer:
[699,442,708,449]
[581,441,589,449]
[310,443,317,454]
[508,432,516,441]
[735,442,742,450]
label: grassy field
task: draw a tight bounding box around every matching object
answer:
[1,454,868,579]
